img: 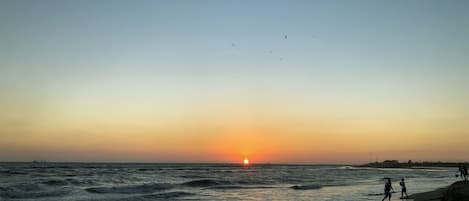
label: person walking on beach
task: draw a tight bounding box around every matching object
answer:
[382,178,394,201]
[463,164,468,181]
[458,164,467,181]
[400,178,408,199]
[458,165,462,179]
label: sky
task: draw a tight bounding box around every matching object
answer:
[1,0,468,164]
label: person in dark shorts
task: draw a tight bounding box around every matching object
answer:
[382,178,394,201]
[400,178,408,199]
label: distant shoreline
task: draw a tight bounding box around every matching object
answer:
[357,160,468,169]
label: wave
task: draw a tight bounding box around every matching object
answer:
[337,166,372,171]
[0,170,28,175]
[291,184,322,190]
[0,184,70,199]
[180,179,278,188]
[2,183,41,192]
[41,178,96,186]
[137,168,154,171]
[86,183,173,194]
[42,179,69,186]
[142,191,195,199]
[209,185,275,189]
[0,189,71,199]
[65,178,96,185]
[81,191,195,201]
[181,179,231,187]
[180,174,212,179]
[338,166,355,169]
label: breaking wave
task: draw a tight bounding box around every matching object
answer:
[42,179,69,186]
[0,183,71,199]
[181,179,231,187]
[85,183,173,194]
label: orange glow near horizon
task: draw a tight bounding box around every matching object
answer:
[1,80,469,164]
[244,158,249,165]
[2,116,469,163]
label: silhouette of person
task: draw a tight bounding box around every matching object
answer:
[400,178,408,199]
[464,164,468,181]
[459,164,466,181]
[382,178,394,201]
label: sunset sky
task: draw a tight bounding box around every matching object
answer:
[1,0,468,164]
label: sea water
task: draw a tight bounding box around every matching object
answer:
[0,163,457,201]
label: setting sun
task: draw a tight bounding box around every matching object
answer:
[244,158,249,165]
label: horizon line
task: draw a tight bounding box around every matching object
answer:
[0,160,467,165]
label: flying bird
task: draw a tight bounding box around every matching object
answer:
[284,35,287,39]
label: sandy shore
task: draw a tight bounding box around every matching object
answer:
[409,181,469,201]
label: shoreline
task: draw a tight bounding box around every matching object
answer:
[409,181,469,201]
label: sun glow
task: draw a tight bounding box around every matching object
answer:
[243,158,249,165]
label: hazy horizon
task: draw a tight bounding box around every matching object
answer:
[1,160,467,165]
[1,0,469,164]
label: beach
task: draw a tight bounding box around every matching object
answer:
[409,181,469,201]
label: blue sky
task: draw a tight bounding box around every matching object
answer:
[1,0,469,162]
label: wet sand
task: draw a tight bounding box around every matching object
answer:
[409,181,469,201]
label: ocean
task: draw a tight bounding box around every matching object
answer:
[0,163,457,201]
